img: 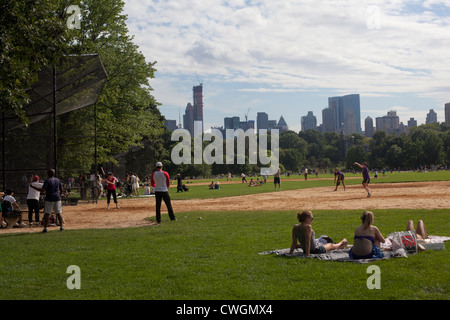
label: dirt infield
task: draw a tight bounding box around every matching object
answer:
[2,181,449,234]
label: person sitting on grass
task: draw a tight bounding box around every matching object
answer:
[214,181,221,189]
[209,181,215,189]
[348,211,385,259]
[289,210,348,256]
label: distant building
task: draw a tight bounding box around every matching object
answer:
[257,112,269,134]
[407,117,417,127]
[224,116,240,130]
[164,119,178,132]
[364,116,374,138]
[321,106,336,132]
[183,103,194,136]
[182,84,204,136]
[277,116,288,132]
[301,111,317,131]
[376,110,399,135]
[193,84,204,132]
[328,94,361,135]
[426,109,437,124]
[267,120,278,130]
[444,103,450,125]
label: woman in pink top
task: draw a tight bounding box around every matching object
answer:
[105,172,120,210]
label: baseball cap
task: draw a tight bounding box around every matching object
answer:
[33,175,39,181]
[156,162,163,167]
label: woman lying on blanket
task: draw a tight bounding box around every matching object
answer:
[289,211,348,256]
[349,211,385,259]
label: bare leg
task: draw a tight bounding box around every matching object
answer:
[406,220,415,232]
[416,220,428,239]
[323,238,348,252]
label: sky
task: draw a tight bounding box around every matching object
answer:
[123,0,450,133]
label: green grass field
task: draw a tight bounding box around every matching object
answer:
[169,170,450,200]
[1,208,448,300]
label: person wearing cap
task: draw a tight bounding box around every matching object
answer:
[104,172,120,210]
[30,169,64,232]
[150,162,176,223]
[26,175,44,226]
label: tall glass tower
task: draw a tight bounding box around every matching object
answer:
[328,94,361,134]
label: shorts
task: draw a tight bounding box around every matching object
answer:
[274,177,280,184]
[362,179,370,184]
[311,246,326,254]
[44,201,62,214]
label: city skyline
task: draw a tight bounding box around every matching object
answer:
[123,1,450,133]
[166,85,449,135]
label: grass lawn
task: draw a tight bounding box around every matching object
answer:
[168,170,450,200]
[1,209,448,300]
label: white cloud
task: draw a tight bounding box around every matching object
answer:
[123,0,450,126]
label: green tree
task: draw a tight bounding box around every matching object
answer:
[56,0,165,173]
[345,145,367,170]
[0,0,71,122]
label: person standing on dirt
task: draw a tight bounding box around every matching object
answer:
[354,162,371,197]
[151,162,176,224]
[30,169,64,233]
[333,169,346,191]
[105,172,120,210]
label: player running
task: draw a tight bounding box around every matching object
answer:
[333,169,346,191]
[354,162,371,197]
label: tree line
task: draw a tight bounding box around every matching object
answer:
[161,123,450,178]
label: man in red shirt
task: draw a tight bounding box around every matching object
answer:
[150,162,176,224]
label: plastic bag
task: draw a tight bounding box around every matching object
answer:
[388,231,417,254]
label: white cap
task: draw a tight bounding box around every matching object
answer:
[156,162,163,167]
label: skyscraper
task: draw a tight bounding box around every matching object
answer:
[444,103,450,125]
[328,94,361,134]
[277,116,288,132]
[183,103,194,136]
[407,117,417,127]
[364,116,374,137]
[193,84,204,133]
[301,111,317,131]
[183,84,204,136]
[376,110,399,135]
[257,112,269,134]
[321,106,336,132]
[426,109,437,124]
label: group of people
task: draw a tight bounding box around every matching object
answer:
[1,169,65,232]
[209,181,221,189]
[289,210,428,259]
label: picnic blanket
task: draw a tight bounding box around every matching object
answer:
[259,235,450,264]
[259,247,408,263]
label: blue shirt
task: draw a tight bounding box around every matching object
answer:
[43,177,62,202]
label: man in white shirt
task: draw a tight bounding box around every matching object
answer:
[1,189,25,227]
[27,175,43,225]
[150,162,176,224]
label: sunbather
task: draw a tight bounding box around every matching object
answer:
[406,220,428,239]
[289,210,348,256]
[349,211,385,259]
